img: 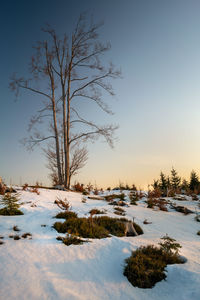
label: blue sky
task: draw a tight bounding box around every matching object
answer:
[1,0,200,188]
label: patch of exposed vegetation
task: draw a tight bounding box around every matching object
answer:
[55,211,78,219]
[21,233,32,239]
[89,208,106,215]
[13,225,20,232]
[124,235,184,289]
[13,235,21,240]
[104,193,125,202]
[53,214,143,239]
[146,198,168,211]
[114,207,126,216]
[57,234,88,246]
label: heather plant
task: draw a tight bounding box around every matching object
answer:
[124,236,184,289]
[57,234,88,246]
[53,215,143,238]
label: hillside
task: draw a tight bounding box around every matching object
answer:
[0,188,199,300]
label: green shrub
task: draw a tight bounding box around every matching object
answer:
[55,211,78,219]
[89,208,106,215]
[0,193,23,216]
[129,192,139,205]
[53,214,143,239]
[93,216,126,237]
[54,217,109,238]
[114,207,126,216]
[104,193,125,201]
[124,237,184,288]
[57,234,88,246]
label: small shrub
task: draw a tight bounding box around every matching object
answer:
[30,187,40,195]
[54,198,71,210]
[53,214,143,238]
[21,233,32,238]
[146,198,168,211]
[159,235,182,258]
[114,207,126,216]
[13,235,21,240]
[82,197,87,203]
[55,211,77,219]
[0,183,6,195]
[124,237,184,288]
[129,192,139,205]
[93,189,99,195]
[73,182,84,192]
[143,219,152,224]
[0,240,4,245]
[0,193,23,216]
[13,225,20,232]
[104,193,125,202]
[89,208,106,215]
[57,234,88,246]
[22,183,29,191]
[82,190,89,195]
[148,188,161,199]
[197,231,200,236]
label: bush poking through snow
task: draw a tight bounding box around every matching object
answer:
[13,235,21,240]
[0,193,23,216]
[55,211,78,219]
[22,183,29,191]
[89,208,106,215]
[54,198,71,210]
[129,192,139,205]
[114,207,126,216]
[21,233,32,239]
[53,215,143,238]
[13,225,20,232]
[30,187,40,195]
[124,236,184,288]
[197,231,200,236]
[56,234,88,246]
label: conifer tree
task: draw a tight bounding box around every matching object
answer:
[159,172,168,196]
[189,170,199,192]
[170,167,181,191]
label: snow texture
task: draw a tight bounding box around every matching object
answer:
[0,188,199,300]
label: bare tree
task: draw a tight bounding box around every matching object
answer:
[10,41,63,185]
[43,14,120,188]
[44,142,88,187]
[10,13,120,189]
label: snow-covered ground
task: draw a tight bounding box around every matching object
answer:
[0,188,199,300]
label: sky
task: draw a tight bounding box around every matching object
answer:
[1,0,200,188]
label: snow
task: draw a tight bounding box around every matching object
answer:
[0,188,200,300]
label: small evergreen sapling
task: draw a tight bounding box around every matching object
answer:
[0,193,23,215]
[159,234,182,255]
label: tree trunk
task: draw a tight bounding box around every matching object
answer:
[66,65,71,189]
[52,97,62,185]
[62,83,68,188]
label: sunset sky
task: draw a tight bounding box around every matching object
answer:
[1,0,200,188]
